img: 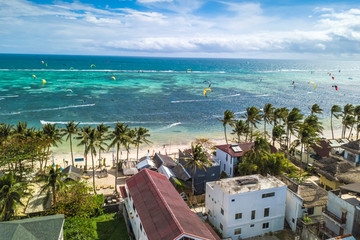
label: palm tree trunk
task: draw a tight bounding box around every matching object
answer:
[92,150,96,194]
[137,145,139,163]
[224,126,228,145]
[331,114,334,139]
[192,165,196,196]
[264,122,266,139]
[115,143,119,194]
[299,144,303,178]
[52,185,56,209]
[99,147,102,167]
[44,145,50,169]
[70,135,74,166]
[348,126,353,139]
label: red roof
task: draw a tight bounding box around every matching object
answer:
[311,140,331,158]
[119,186,127,199]
[126,169,216,240]
[216,142,277,157]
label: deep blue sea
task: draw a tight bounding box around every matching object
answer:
[0,54,359,146]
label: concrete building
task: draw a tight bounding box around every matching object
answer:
[341,140,360,166]
[205,174,287,239]
[120,169,219,240]
[320,182,360,239]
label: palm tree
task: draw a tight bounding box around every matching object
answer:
[285,108,303,152]
[42,123,62,169]
[77,126,92,170]
[304,115,324,135]
[331,105,342,139]
[134,127,152,162]
[231,119,247,143]
[262,103,274,139]
[244,106,262,141]
[125,128,136,160]
[343,115,356,139]
[184,144,212,195]
[297,124,317,177]
[40,166,65,209]
[342,104,354,138]
[217,110,235,145]
[240,137,271,175]
[87,128,100,193]
[309,104,323,115]
[96,123,110,166]
[62,121,79,166]
[353,105,360,139]
[0,124,13,145]
[12,121,28,139]
[0,173,26,221]
[272,125,285,147]
[109,123,130,194]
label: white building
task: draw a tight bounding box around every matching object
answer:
[321,183,360,239]
[205,174,287,239]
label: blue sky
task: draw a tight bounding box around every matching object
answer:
[1,0,360,59]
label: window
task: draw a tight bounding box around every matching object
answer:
[250,224,254,227]
[262,192,275,198]
[221,208,224,215]
[292,218,295,223]
[230,158,232,164]
[251,210,256,220]
[226,154,228,161]
[220,223,223,230]
[235,213,242,219]
[264,208,270,217]
[223,164,226,171]
[231,199,235,202]
[230,167,232,174]
[263,222,269,229]
[234,228,241,235]
[307,207,314,215]
[140,223,142,231]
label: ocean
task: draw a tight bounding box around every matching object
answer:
[0,54,359,148]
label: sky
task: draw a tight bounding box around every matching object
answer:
[1,0,360,59]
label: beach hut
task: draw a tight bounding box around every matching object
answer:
[136,158,155,171]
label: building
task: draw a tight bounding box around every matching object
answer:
[215,143,276,177]
[179,149,220,195]
[62,165,82,181]
[341,139,360,166]
[281,175,328,232]
[0,214,65,240]
[314,156,360,191]
[320,182,360,239]
[205,174,287,239]
[120,169,219,240]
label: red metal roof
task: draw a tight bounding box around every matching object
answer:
[119,186,127,199]
[216,142,277,157]
[126,169,216,240]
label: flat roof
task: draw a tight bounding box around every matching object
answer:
[209,174,286,195]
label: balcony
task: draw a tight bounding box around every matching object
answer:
[323,207,346,225]
[320,223,338,238]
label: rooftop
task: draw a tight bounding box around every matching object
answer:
[209,174,286,195]
[216,142,277,157]
[341,139,360,154]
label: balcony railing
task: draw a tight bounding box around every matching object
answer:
[323,207,346,225]
[320,223,338,238]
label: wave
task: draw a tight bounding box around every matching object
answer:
[0,95,19,98]
[0,104,95,116]
[153,122,181,132]
[234,111,246,115]
[0,112,21,116]
[171,99,212,103]
[40,120,170,125]
[254,94,269,97]
[258,69,311,73]
[0,69,226,73]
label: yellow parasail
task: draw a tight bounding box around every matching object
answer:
[308,81,316,90]
[111,76,116,80]
[42,79,46,85]
[90,64,96,68]
[32,74,36,79]
[66,89,73,92]
[203,88,213,97]
[186,69,192,73]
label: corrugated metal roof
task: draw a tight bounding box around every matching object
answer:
[126,169,216,240]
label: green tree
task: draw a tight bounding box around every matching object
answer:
[272,125,285,147]
[63,216,96,240]
[309,104,323,115]
[343,115,356,139]
[184,144,212,195]
[353,105,360,139]
[262,103,275,139]
[42,123,62,170]
[125,128,136,160]
[62,121,79,166]
[109,123,130,194]
[40,166,66,208]
[231,119,247,143]
[342,104,354,138]
[96,123,110,166]
[87,128,100,193]
[304,115,324,135]
[331,105,342,139]
[134,127,152,162]
[244,106,262,141]
[77,126,92,170]
[0,173,27,221]
[285,108,303,153]
[217,110,235,145]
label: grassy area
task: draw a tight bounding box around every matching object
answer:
[91,213,130,240]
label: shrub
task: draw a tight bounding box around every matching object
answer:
[64,216,96,240]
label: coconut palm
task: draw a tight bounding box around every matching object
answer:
[309,104,323,115]
[353,105,360,139]
[40,166,66,208]
[0,124,13,145]
[244,106,262,141]
[77,126,92,170]
[87,128,100,193]
[231,119,247,143]
[297,124,317,177]
[62,121,79,166]
[96,123,110,166]
[42,123,62,169]
[109,123,130,194]
[12,121,28,139]
[273,107,289,127]
[217,110,235,145]
[262,103,274,139]
[342,104,354,138]
[285,108,303,151]
[331,105,342,139]
[343,115,356,139]
[0,173,26,221]
[134,127,152,162]
[304,115,324,135]
[125,128,136,160]
[184,144,212,195]
[272,125,285,147]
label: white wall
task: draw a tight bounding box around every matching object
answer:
[216,148,234,177]
[285,189,304,231]
[206,181,287,239]
[124,191,148,240]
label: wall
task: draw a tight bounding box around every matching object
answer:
[285,188,304,231]
[216,148,234,177]
[206,181,287,239]
[124,192,148,240]
[319,174,343,190]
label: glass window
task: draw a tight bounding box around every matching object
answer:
[264,208,270,217]
[263,222,269,229]
[231,199,235,202]
[140,223,142,231]
[221,208,224,215]
[226,155,228,161]
[234,228,241,235]
[220,223,223,230]
[235,213,242,219]
[262,192,275,198]
[251,210,256,220]
[307,207,314,215]
[250,224,254,227]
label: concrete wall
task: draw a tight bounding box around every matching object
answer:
[285,189,304,231]
[124,192,148,240]
[216,148,234,177]
[206,182,287,239]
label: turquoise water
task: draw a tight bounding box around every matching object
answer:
[0,54,359,145]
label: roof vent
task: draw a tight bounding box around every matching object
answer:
[231,144,242,153]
